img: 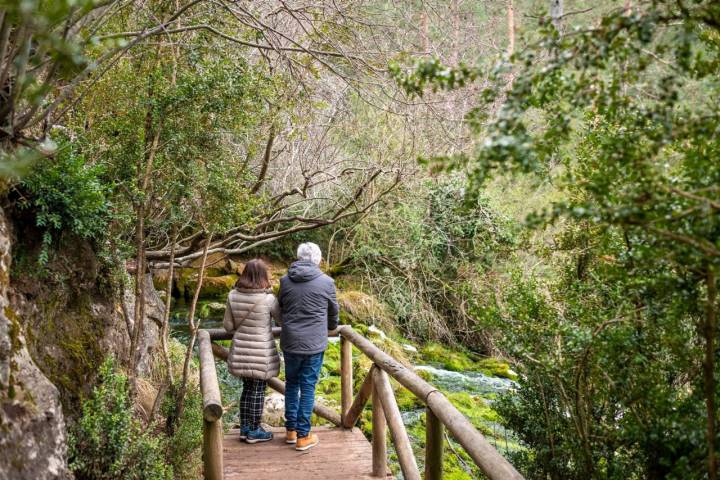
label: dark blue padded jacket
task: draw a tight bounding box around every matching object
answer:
[278,261,339,354]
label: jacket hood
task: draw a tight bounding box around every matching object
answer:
[287,260,323,283]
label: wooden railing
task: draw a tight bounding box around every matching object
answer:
[197,326,524,480]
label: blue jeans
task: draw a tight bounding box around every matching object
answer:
[284,351,324,438]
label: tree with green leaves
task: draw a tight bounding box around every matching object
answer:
[393,1,720,478]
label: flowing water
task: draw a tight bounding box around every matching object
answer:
[414,364,516,396]
[169,298,225,341]
[407,365,519,456]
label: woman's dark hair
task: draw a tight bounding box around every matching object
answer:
[235,259,271,290]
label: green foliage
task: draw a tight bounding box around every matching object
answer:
[347,177,518,351]
[68,357,172,480]
[163,386,203,480]
[393,2,720,478]
[19,140,110,264]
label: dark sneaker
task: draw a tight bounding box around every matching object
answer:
[239,426,250,441]
[245,426,273,444]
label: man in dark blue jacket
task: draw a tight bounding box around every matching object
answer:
[278,242,339,451]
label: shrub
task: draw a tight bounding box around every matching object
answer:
[68,357,172,480]
[19,139,110,265]
[163,385,203,480]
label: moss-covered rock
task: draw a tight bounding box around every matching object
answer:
[477,358,517,380]
[174,268,195,297]
[185,274,237,298]
[419,342,516,380]
[420,342,478,371]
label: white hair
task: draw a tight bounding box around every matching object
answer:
[297,242,322,265]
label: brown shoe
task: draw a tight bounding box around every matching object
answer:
[286,430,298,444]
[295,433,319,451]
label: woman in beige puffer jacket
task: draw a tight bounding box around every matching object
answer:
[223,259,281,442]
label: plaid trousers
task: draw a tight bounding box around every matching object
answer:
[239,378,267,430]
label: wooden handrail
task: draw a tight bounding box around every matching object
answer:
[198,330,223,422]
[338,325,524,480]
[208,341,342,427]
[204,327,341,341]
[267,377,342,427]
[198,325,524,480]
[197,330,223,480]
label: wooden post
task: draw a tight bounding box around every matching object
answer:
[373,369,421,480]
[425,407,444,480]
[341,335,353,425]
[203,418,223,480]
[372,368,387,478]
[343,365,375,428]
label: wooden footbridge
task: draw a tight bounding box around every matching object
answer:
[198,326,524,480]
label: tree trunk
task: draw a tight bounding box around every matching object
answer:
[174,233,212,426]
[507,0,515,56]
[550,0,563,32]
[128,207,146,382]
[161,227,178,385]
[450,0,460,65]
[705,266,718,480]
[129,72,162,385]
[420,9,429,55]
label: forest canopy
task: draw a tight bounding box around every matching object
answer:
[2,1,720,479]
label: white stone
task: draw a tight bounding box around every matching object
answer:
[367,325,387,340]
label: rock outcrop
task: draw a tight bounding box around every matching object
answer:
[122,272,163,376]
[0,206,70,480]
[1,205,164,479]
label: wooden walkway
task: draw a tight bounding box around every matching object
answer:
[223,427,392,480]
[199,326,524,480]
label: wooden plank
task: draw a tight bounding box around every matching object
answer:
[222,427,392,480]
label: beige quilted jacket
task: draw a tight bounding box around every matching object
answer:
[223,288,281,380]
